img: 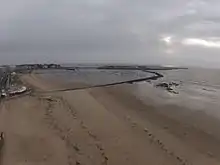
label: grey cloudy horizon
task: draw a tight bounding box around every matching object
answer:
[1,0,220,67]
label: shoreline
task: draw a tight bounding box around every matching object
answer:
[42,70,164,93]
[19,68,163,93]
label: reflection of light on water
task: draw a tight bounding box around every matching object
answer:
[162,65,175,67]
[182,38,220,48]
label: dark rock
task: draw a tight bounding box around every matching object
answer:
[156,82,169,88]
[169,90,179,94]
[156,82,179,94]
[169,82,180,86]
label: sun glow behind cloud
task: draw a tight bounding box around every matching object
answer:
[161,36,173,45]
[160,36,176,55]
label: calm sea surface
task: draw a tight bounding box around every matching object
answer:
[35,68,220,118]
[133,68,220,118]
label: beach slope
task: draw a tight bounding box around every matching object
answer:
[0,73,220,165]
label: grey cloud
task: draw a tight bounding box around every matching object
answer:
[0,0,220,67]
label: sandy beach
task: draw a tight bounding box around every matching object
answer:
[0,72,220,165]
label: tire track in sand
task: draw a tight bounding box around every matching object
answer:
[58,96,109,165]
[40,95,108,165]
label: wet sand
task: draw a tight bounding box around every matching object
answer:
[0,73,220,165]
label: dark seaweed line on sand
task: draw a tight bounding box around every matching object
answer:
[37,70,163,93]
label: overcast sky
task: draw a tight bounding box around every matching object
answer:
[1,0,220,67]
